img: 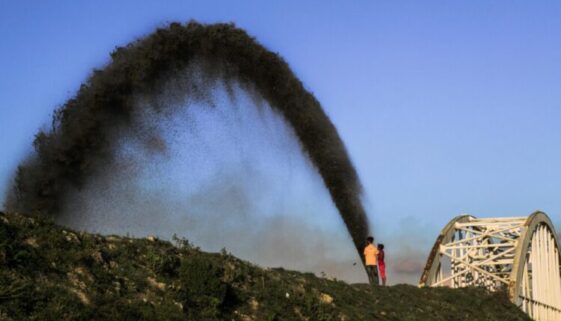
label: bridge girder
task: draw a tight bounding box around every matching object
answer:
[419,211,561,321]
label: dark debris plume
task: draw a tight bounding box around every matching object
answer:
[5,21,370,259]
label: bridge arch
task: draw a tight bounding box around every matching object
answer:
[419,211,561,321]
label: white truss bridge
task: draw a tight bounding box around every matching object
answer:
[419,211,561,321]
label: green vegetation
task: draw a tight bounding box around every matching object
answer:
[0,212,531,320]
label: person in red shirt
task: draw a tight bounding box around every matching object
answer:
[363,236,379,285]
[377,244,386,286]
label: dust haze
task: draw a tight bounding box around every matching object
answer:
[7,22,370,260]
[57,73,368,283]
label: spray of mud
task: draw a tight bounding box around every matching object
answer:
[5,22,370,261]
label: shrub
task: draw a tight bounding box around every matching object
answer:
[177,256,232,320]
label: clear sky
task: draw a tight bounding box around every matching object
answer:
[1,0,561,282]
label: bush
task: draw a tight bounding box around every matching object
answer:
[177,256,233,320]
[146,247,180,277]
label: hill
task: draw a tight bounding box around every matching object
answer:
[0,212,531,321]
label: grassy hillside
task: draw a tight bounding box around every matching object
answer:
[0,212,531,321]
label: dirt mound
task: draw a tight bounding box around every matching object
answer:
[0,212,530,321]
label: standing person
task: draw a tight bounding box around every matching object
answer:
[377,244,387,286]
[363,236,379,285]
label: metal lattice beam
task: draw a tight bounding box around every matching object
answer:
[419,211,561,321]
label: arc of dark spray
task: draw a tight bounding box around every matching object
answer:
[7,22,371,267]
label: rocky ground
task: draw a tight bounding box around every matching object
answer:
[0,211,531,321]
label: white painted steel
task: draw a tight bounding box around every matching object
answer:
[419,212,561,321]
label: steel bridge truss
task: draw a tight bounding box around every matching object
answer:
[419,212,561,321]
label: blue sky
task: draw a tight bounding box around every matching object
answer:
[1,0,561,281]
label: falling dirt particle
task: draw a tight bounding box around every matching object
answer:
[143,135,167,154]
